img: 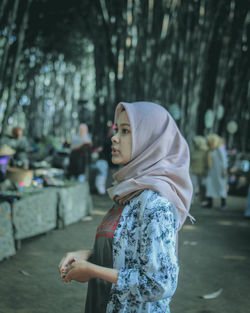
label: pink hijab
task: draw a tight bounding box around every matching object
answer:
[107,101,194,230]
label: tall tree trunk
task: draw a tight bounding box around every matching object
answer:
[197,0,230,134]
[0,0,20,96]
[0,0,32,137]
[0,0,8,21]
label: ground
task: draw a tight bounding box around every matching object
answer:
[0,194,249,313]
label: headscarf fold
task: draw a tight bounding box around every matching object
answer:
[206,134,221,150]
[107,102,193,230]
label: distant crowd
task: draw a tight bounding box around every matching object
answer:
[190,134,250,217]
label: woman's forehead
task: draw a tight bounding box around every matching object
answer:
[116,110,130,124]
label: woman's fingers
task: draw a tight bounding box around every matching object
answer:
[60,255,75,271]
[63,265,75,282]
[62,271,71,282]
[67,257,76,266]
[64,260,91,283]
[59,252,91,283]
[58,257,66,277]
[58,254,77,281]
[58,256,65,270]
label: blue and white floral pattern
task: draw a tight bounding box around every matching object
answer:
[106,189,179,313]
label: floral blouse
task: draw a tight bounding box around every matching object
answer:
[106,189,179,313]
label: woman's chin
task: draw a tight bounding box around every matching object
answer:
[111,157,120,165]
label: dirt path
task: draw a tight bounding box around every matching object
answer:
[0,194,249,313]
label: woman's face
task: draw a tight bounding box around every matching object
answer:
[17,129,23,138]
[111,110,132,165]
[79,124,87,137]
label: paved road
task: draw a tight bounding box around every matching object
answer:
[0,194,249,313]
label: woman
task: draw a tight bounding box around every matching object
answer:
[68,123,92,181]
[202,134,228,210]
[58,102,193,313]
[190,135,209,203]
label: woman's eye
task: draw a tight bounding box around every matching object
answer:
[122,129,129,134]
[114,128,118,133]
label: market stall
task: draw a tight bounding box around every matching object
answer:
[57,181,93,228]
[0,202,16,261]
[0,181,94,257]
[0,140,94,261]
[12,189,58,248]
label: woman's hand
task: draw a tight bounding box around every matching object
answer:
[58,250,92,279]
[59,250,118,284]
[63,259,92,283]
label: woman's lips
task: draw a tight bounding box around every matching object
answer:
[111,147,120,155]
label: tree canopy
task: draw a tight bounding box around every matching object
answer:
[0,0,249,150]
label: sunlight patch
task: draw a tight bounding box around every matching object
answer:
[223,255,246,260]
[183,225,197,230]
[217,220,233,226]
[93,209,106,216]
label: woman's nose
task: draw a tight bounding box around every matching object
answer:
[111,134,119,143]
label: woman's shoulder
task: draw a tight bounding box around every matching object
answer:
[134,189,176,213]
[135,189,179,228]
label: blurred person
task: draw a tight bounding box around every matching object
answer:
[58,101,193,313]
[244,186,250,218]
[0,144,15,182]
[91,148,109,195]
[244,170,250,218]
[10,126,30,169]
[190,135,209,203]
[202,134,228,210]
[68,124,92,181]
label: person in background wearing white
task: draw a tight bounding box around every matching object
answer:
[202,134,228,210]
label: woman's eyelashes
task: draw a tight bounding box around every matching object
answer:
[122,128,130,134]
[114,127,130,135]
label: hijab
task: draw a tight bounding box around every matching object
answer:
[206,134,223,168]
[107,101,194,230]
[206,134,221,150]
[193,135,208,151]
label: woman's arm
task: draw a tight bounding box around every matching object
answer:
[63,260,118,284]
[60,202,179,304]
[90,263,118,283]
[111,203,179,303]
[71,142,86,150]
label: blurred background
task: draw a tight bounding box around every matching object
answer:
[1,0,250,198]
[0,0,249,144]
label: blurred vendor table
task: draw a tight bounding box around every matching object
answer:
[56,181,93,228]
[12,188,58,248]
[0,181,93,255]
[0,202,16,261]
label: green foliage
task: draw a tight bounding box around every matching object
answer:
[0,0,249,151]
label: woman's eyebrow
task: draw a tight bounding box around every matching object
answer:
[119,123,130,126]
